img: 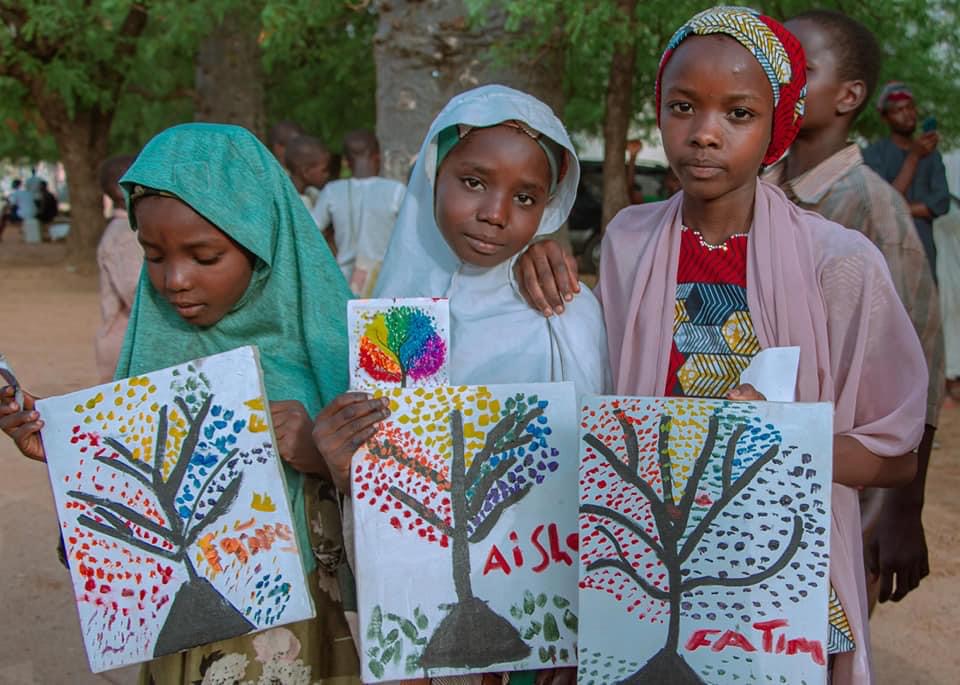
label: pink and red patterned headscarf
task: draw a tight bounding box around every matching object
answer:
[654,5,807,167]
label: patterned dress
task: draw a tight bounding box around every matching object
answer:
[664,225,855,655]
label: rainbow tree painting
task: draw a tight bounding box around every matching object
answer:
[351,383,580,682]
[37,347,314,673]
[348,298,449,391]
[577,397,832,685]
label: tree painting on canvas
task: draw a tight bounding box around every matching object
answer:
[578,397,832,685]
[348,298,449,391]
[352,383,579,682]
[37,346,314,673]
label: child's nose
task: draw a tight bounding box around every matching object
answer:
[688,112,723,148]
[477,192,509,227]
[164,262,192,292]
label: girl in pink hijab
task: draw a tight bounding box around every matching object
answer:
[518,6,926,683]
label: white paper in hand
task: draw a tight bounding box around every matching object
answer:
[738,346,800,402]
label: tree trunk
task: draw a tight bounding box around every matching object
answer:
[448,410,474,604]
[38,95,112,264]
[194,3,266,139]
[600,0,638,231]
[373,0,566,183]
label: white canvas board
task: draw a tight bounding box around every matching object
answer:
[352,383,580,682]
[38,346,315,672]
[578,397,833,685]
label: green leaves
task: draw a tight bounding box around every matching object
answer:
[366,605,430,677]
[543,612,560,642]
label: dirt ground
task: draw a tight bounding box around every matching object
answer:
[0,254,957,684]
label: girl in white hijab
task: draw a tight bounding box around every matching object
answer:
[314,85,607,685]
[374,84,608,393]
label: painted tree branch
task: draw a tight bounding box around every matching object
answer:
[466,454,519,519]
[467,483,533,544]
[182,447,240,541]
[681,515,804,593]
[152,405,169,476]
[586,524,670,602]
[674,416,721,536]
[583,432,669,526]
[93,455,152,490]
[580,503,666,564]
[721,423,748,492]
[655,415,675,507]
[616,410,639,473]
[369,436,449,488]
[466,405,542,488]
[158,395,213,519]
[102,437,151,474]
[184,474,244,548]
[679,442,781,564]
[67,490,178,544]
[388,485,454,537]
[174,397,195,425]
[76,514,179,562]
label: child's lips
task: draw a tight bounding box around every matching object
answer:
[171,301,205,318]
[463,232,504,256]
[683,160,725,180]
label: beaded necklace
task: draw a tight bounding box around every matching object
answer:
[681,224,749,252]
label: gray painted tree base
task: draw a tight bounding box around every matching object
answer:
[420,597,530,670]
[153,576,255,657]
[620,648,705,685]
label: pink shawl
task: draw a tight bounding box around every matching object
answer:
[597,180,927,684]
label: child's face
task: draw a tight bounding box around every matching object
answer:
[301,155,332,191]
[659,35,773,203]
[786,19,842,133]
[434,125,551,268]
[135,196,254,328]
[291,155,331,194]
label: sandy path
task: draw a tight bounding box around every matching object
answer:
[0,260,956,683]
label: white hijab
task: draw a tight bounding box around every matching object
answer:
[375,85,608,393]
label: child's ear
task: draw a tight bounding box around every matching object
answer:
[836,79,867,116]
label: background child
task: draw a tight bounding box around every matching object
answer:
[314,84,608,685]
[310,129,407,297]
[285,133,333,209]
[95,154,142,382]
[763,9,943,610]
[0,123,361,685]
[513,7,927,683]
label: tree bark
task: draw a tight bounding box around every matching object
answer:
[600,0,638,231]
[34,91,112,264]
[0,2,149,264]
[373,0,565,183]
[194,4,266,139]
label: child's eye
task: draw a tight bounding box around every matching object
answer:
[143,253,163,264]
[669,102,693,114]
[730,107,754,120]
[515,193,537,207]
[194,254,222,266]
[462,177,484,190]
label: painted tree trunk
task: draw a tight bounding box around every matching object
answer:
[420,409,529,669]
[194,2,266,139]
[153,565,255,657]
[373,0,565,184]
[600,0,638,231]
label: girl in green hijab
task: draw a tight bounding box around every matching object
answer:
[122,123,364,684]
[1,122,365,684]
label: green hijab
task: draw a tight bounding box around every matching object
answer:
[117,123,352,573]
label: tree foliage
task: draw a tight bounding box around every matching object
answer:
[470,0,960,146]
